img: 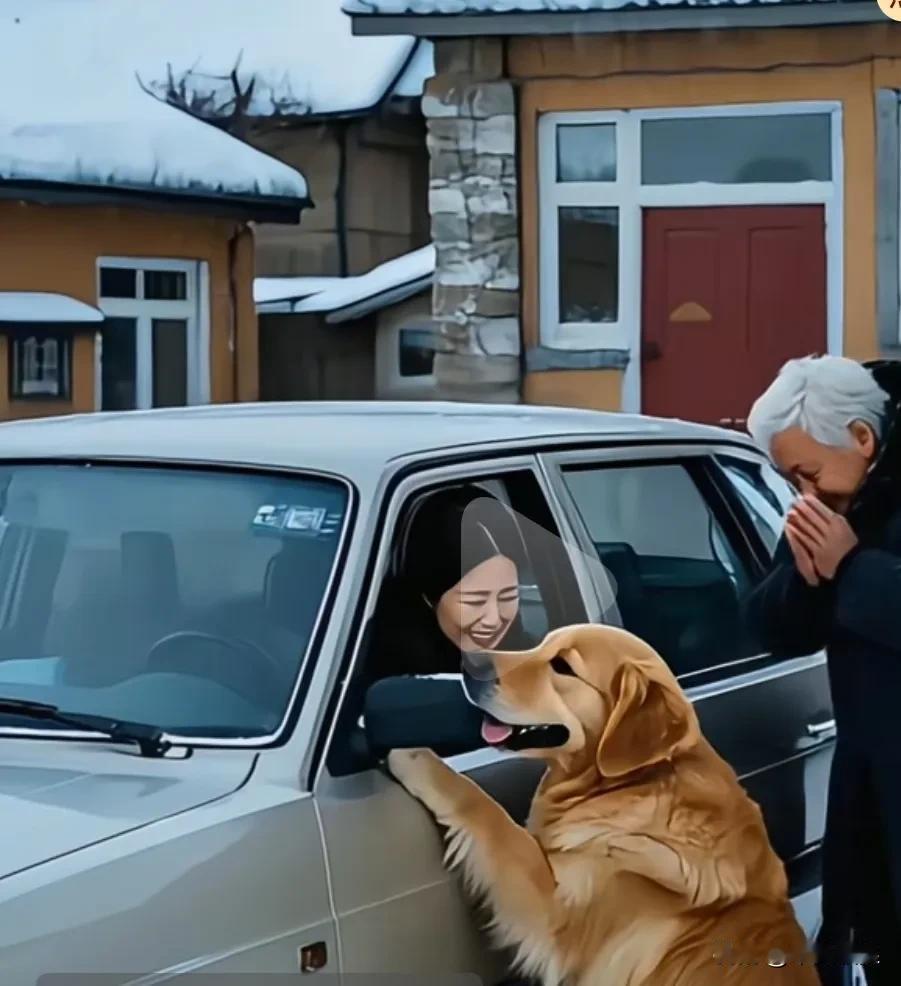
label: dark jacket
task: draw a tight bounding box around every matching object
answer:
[747,360,901,979]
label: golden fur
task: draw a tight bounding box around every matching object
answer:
[388,624,820,986]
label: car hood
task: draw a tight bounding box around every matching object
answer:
[0,740,256,879]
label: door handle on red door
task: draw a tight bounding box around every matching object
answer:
[806,718,836,739]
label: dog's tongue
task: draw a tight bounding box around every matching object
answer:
[481,717,513,745]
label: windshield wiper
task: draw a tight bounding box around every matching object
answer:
[0,698,172,758]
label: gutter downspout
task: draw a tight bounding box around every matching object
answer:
[228,224,242,402]
[336,121,350,277]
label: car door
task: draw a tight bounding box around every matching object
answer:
[311,457,600,981]
[541,443,834,936]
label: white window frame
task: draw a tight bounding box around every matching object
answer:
[95,257,210,410]
[538,101,844,413]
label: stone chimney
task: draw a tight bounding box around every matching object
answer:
[422,38,521,403]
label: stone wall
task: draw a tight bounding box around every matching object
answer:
[423,38,521,403]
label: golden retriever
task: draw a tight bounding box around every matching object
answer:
[388,624,820,986]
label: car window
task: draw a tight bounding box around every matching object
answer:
[560,460,758,677]
[718,455,795,555]
[0,463,349,739]
[327,467,588,775]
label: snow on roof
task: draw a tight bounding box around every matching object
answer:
[0,292,104,324]
[93,0,432,121]
[345,0,853,12]
[256,245,435,320]
[0,1,308,205]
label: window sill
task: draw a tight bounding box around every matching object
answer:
[525,346,629,373]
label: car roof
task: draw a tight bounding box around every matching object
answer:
[0,401,756,478]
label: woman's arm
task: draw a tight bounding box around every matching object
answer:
[832,545,901,653]
[744,536,833,658]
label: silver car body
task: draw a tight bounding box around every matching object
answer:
[0,402,825,984]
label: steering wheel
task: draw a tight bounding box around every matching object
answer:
[145,630,284,704]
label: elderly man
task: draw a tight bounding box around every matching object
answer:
[747,355,901,986]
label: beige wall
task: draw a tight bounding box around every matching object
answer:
[251,114,430,278]
[0,199,259,418]
[511,24,901,411]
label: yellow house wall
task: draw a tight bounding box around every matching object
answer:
[0,200,259,419]
[512,24,901,410]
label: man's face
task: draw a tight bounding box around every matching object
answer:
[770,424,876,513]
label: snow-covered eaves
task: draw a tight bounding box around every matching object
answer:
[256,245,435,321]
[0,292,104,324]
[345,0,880,36]
[0,2,309,218]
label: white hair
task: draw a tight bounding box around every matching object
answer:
[747,355,890,453]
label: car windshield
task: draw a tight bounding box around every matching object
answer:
[0,464,349,740]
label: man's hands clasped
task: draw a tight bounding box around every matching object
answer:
[785,495,858,587]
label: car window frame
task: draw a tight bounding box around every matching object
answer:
[710,449,797,569]
[311,453,604,787]
[538,442,800,686]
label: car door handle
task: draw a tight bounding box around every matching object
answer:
[806,718,836,739]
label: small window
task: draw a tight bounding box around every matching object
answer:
[558,207,619,323]
[556,123,616,183]
[640,113,832,185]
[144,270,188,301]
[10,332,71,400]
[398,327,436,378]
[719,455,796,556]
[99,267,137,299]
[562,461,757,677]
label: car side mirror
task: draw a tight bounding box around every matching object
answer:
[363,675,486,759]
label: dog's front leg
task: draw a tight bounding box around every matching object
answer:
[388,749,557,944]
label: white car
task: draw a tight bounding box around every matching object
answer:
[0,402,831,983]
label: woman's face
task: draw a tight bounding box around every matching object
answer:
[435,553,520,652]
[770,423,877,514]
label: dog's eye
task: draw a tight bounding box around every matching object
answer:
[551,655,578,677]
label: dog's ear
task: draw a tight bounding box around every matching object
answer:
[596,663,698,778]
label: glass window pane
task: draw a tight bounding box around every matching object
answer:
[556,123,616,182]
[558,207,618,323]
[718,456,796,555]
[11,333,70,399]
[0,463,349,738]
[101,317,137,411]
[641,113,832,185]
[99,267,137,299]
[152,318,188,407]
[398,328,436,378]
[561,462,757,676]
[145,270,188,301]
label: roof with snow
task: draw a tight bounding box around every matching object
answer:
[94,0,433,122]
[346,0,879,35]
[0,1,309,217]
[256,245,435,321]
[0,292,104,324]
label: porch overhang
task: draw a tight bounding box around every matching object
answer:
[0,292,104,324]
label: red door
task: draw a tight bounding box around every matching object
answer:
[641,205,827,425]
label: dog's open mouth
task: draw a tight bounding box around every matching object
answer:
[481,713,570,752]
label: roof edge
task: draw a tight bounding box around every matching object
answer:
[349,1,883,38]
[0,179,311,224]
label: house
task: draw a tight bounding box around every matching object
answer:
[255,245,437,400]
[347,0,901,424]
[0,2,309,421]
[127,0,434,279]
